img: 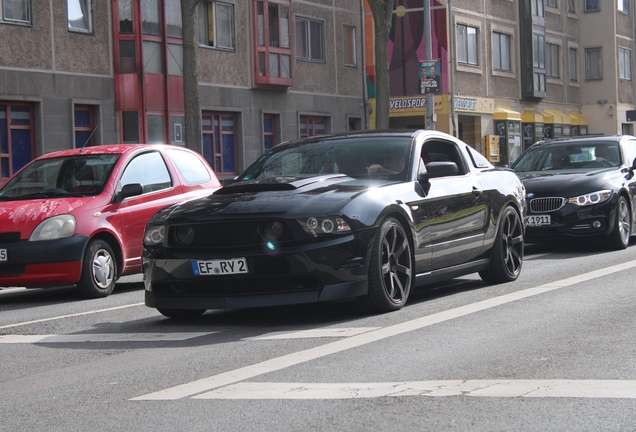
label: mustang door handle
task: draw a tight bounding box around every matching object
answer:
[472,186,483,198]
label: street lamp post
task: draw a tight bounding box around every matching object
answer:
[424,0,435,130]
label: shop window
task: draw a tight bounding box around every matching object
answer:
[569,48,577,82]
[68,0,93,33]
[254,0,292,86]
[585,47,602,80]
[620,48,631,80]
[197,1,235,49]
[263,114,277,152]
[202,112,237,175]
[0,0,30,24]
[343,24,357,66]
[0,103,34,180]
[584,0,600,12]
[296,16,324,62]
[74,105,95,148]
[457,24,478,66]
[492,32,511,71]
[299,116,327,138]
[546,43,559,78]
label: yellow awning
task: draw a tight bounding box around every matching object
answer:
[494,106,521,121]
[521,108,544,123]
[568,112,588,126]
[542,109,572,125]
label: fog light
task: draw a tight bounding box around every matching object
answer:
[175,225,195,246]
[593,220,601,228]
[261,221,284,240]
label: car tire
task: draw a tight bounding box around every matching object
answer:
[157,308,207,318]
[479,206,523,284]
[605,195,631,250]
[77,239,117,298]
[356,217,413,313]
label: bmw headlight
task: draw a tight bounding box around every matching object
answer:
[144,225,165,246]
[567,190,612,206]
[29,215,76,241]
[299,217,351,236]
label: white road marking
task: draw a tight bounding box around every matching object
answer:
[132,259,636,401]
[193,380,636,400]
[0,303,145,330]
[0,333,215,343]
[244,327,379,340]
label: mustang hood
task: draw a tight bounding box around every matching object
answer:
[158,174,380,221]
[517,169,618,197]
[0,197,93,237]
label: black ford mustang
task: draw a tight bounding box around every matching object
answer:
[512,135,636,250]
[142,130,526,317]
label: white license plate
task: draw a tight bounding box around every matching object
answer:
[526,215,551,226]
[191,258,248,276]
[0,249,6,262]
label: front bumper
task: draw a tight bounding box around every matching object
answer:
[0,234,89,287]
[143,234,371,310]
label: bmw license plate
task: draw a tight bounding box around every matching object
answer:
[191,258,248,276]
[0,249,6,262]
[526,215,551,226]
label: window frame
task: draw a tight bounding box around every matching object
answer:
[295,15,325,63]
[197,1,236,51]
[0,102,35,180]
[201,111,239,176]
[457,23,479,67]
[569,46,578,83]
[619,47,632,80]
[546,43,560,79]
[263,113,278,152]
[567,0,576,13]
[67,0,93,34]
[584,0,600,12]
[618,0,630,14]
[585,47,603,80]
[492,31,511,72]
[73,105,96,148]
[0,0,31,25]
[253,0,293,87]
[343,24,357,67]
[544,0,557,8]
[299,115,328,138]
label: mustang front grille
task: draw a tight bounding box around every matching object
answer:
[529,197,566,213]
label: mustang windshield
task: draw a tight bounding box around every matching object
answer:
[512,143,621,172]
[0,154,120,199]
[238,136,413,182]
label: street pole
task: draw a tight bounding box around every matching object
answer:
[424,0,435,130]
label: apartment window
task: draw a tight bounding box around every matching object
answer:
[263,114,277,151]
[202,112,237,175]
[457,24,478,66]
[74,105,95,148]
[0,0,30,24]
[68,0,93,33]
[166,0,182,38]
[254,0,293,86]
[197,1,235,49]
[119,40,136,73]
[0,103,34,180]
[585,47,602,80]
[546,43,559,78]
[296,17,324,62]
[532,0,545,17]
[348,118,361,131]
[545,0,556,7]
[620,48,632,80]
[122,111,140,143]
[568,0,575,12]
[584,0,600,11]
[119,0,133,33]
[492,32,511,71]
[300,116,326,138]
[141,0,161,35]
[569,48,578,82]
[344,25,357,66]
[619,0,630,13]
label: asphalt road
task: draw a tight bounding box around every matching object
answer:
[1,241,635,431]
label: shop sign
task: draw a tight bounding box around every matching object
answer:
[454,96,495,114]
[390,97,427,111]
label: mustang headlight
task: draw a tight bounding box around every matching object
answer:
[567,190,612,207]
[29,215,76,241]
[299,217,351,236]
[144,225,165,246]
[174,225,195,246]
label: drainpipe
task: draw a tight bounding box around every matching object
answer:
[448,0,456,136]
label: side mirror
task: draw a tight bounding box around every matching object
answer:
[417,161,459,181]
[120,183,144,199]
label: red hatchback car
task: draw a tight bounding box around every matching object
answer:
[0,144,220,298]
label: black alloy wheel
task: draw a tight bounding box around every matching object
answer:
[605,195,631,250]
[357,217,413,313]
[479,206,523,284]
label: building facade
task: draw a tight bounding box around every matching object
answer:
[364,0,636,166]
[0,0,366,182]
